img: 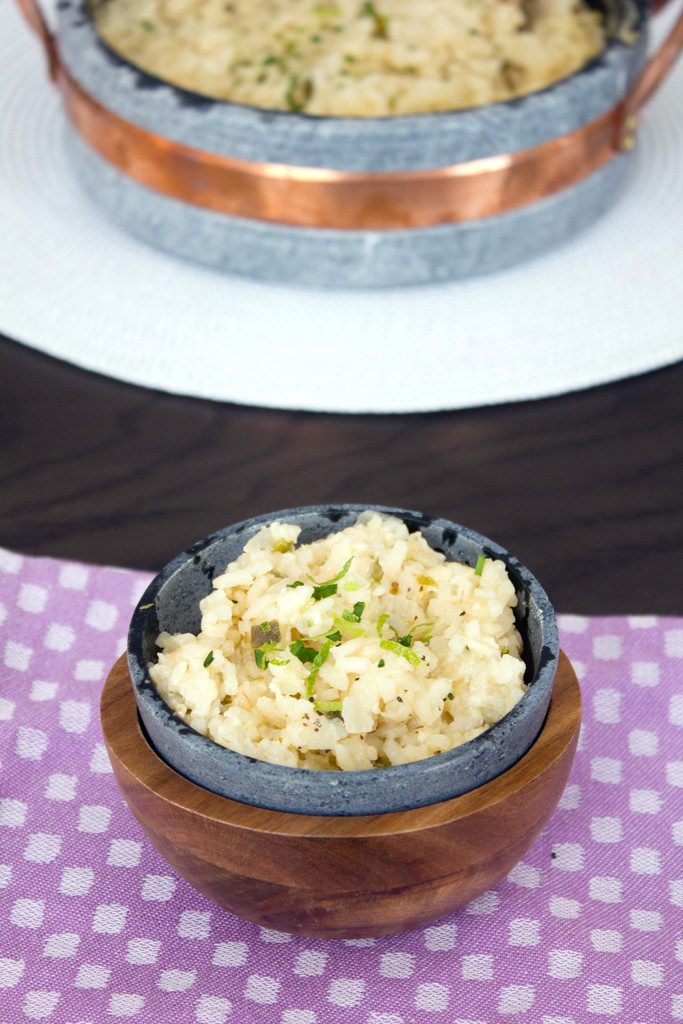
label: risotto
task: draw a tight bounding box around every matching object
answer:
[93,0,605,116]
[150,514,527,770]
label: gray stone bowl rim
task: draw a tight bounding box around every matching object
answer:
[82,0,645,127]
[127,504,559,813]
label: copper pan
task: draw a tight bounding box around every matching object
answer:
[16,0,683,231]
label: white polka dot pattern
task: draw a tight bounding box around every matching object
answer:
[0,547,681,1022]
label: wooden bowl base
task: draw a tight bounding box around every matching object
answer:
[101,653,581,939]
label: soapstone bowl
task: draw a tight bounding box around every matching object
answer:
[35,0,654,285]
[126,504,559,817]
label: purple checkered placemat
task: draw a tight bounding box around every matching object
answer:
[0,547,681,1024]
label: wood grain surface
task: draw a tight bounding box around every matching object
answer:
[1,334,682,613]
[101,652,581,938]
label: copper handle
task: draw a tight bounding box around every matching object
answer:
[16,0,60,81]
[622,2,683,125]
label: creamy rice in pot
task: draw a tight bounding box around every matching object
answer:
[150,514,527,770]
[94,0,604,116]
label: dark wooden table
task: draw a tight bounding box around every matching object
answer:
[1,334,681,614]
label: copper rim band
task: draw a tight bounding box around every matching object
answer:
[60,71,625,231]
[18,0,683,231]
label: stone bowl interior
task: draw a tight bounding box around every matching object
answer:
[127,505,559,816]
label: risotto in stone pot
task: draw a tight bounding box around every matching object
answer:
[93,0,605,116]
[150,513,527,770]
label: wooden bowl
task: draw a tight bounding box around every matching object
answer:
[101,650,581,939]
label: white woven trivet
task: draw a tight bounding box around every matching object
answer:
[1,0,682,413]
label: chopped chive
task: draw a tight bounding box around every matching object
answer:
[310,556,354,600]
[359,1,389,38]
[376,612,390,638]
[139,602,154,610]
[342,601,365,623]
[325,630,342,642]
[313,699,343,713]
[379,639,420,665]
[305,638,334,698]
[447,692,454,700]
[287,580,305,588]
[203,650,214,668]
[290,638,318,664]
[378,658,385,668]
[474,554,486,576]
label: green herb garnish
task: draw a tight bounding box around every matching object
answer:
[313,699,343,713]
[285,74,313,112]
[378,658,385,668]
[326,630,342,643]
[309,557,354,600]
[287,580,305,588]
[379,639,420,665]
[305,638,334,698]
[447,692,454,700]
[254,642,288,669]
[203,650,214,668]
[376,612,390,638]
[332,614,365,640]
[342,601,365,623]
[359,1,389,38]
[139,603,154,610]
[474,554,486,577]
[290,638,318,664]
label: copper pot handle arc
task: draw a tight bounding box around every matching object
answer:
[16,0,60,81]
[622,0,683,126]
